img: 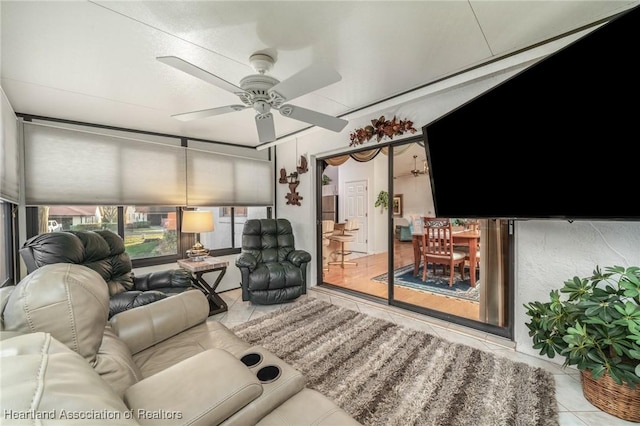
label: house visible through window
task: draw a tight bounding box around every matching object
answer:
[30,205,270,264]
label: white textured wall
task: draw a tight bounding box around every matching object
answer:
[515,220,640,362]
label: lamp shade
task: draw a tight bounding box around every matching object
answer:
[182,211,215,233]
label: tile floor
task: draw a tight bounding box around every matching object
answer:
[210,286,637,426]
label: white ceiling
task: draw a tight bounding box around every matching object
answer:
[2,1,638,149]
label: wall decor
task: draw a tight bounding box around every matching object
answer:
[296,155,308,174]
[349,116,417,147]
[393,194,403,216]
[279,155,308,206]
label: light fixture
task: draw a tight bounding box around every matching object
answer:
[410,155,428,177]
[181,210,215,261]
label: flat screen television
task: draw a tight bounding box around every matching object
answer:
[423,5,639,220]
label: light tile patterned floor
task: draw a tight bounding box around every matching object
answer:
[210,286,637,426]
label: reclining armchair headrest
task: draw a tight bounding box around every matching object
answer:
[2,263,109,363]
[241,218,296,263]
[20,230,134,295]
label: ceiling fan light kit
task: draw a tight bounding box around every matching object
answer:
[395,154,428,179]
[157,52,348,145]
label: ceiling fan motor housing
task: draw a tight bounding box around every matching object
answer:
[238,74,283,109]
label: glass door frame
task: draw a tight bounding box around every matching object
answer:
[315,136,515,340]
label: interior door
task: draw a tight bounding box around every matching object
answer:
[344,180,368,253]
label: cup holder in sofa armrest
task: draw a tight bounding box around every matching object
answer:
[240,352,263,368]
[224,346,306,425]
[256,365,281,384]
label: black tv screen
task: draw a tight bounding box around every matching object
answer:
[424,5,639,220]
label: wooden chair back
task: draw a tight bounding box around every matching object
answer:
[423,218,454,256]
[421,217,466,286]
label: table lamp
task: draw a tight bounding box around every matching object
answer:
[181,210,214,261]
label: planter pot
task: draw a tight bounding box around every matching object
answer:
[580,370,640,422]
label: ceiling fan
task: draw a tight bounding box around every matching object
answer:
[157,53,348,144]
[395,155,428,178]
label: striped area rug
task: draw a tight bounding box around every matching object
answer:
[232,297,559,426]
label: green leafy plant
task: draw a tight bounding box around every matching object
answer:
[451,218,467,227]
[321,174,332,185]
[524,265,640,387]
[374,190,389,210]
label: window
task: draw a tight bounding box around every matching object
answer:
[1,201,15,287]
[29,204,271,265]
[124,206,178,260]
[199,206,270,252]
[20,117,274,268]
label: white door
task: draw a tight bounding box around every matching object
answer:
[344,180,368,253]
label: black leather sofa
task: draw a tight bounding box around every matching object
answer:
[19,230,194,318]
[235,218,311,305]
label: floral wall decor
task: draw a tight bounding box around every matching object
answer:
[349,115,417,147]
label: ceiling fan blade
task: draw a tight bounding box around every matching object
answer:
[255,113,276,143]
[269,64,341,102]
[279,104,348,132]
[171,105,246,122]
[157,56,245,95]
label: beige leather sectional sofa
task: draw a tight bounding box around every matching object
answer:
[0,263,360,425]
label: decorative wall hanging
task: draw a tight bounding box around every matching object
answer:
[296,155,308,174]
[279,155,308,206]
[349,116,417,147]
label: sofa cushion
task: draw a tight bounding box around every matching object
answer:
[0,332,137,425]
[2,263,109,364]
[132,321,250,378]
[248,262,304,292]
[95,326,143,397]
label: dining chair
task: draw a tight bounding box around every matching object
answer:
[421,218,467,286]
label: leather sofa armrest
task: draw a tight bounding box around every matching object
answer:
[222,346,306,425]
[124,349,263,426]
[133,269,192,291]
[109,290,209,355]
[287,250,311,267]
[236,253,258,271]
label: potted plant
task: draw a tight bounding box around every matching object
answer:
[374,190,389,211]
[524,265,640,422]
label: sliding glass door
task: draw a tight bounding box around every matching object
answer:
[389,141,511,335]
[317,138,512,337]
[320,149,389,299]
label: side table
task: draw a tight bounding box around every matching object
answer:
[177,256,229,316]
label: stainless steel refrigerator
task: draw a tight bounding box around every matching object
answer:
[321,195,338,222]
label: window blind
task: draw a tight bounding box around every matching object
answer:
[23,123,187,205]
[0,90,19,203]
[186,148,273,206]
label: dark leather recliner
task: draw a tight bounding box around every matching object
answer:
[235,218,311,305]
[19,230,194,318]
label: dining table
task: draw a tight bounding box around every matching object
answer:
[412,229,481,287]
